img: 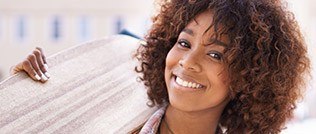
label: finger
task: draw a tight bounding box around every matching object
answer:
[22,60,41,81]
[33,49,50,78]
[35,47,48,69]
[27,54,48,82]
[10,62,24,75]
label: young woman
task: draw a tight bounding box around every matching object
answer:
[12,0,310,133]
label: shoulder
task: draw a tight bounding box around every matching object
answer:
[130,105,168,134]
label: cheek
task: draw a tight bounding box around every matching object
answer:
[205,70,230,104]
[165,46,180,88]
[165,46,179,69]
[206,66,230,91]
[218,70,230,85]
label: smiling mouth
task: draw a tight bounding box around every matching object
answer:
[174,76,204,89]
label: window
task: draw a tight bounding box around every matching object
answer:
[115,16,123,34]
[0,17,2,40]
[51,16,62,41]
[16,16,27,42]
[78,16,91,41]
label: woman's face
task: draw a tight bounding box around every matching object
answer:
[164,10,230,112]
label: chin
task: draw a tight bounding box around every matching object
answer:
[168,96,204,112]
[167,92,230,113]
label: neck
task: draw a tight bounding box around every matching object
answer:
[160,105,226,134]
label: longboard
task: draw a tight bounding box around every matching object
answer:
[0,35,156,133]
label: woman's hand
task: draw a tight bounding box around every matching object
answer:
[10,47,50,82]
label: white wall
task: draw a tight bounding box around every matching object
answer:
[0,0,154,80]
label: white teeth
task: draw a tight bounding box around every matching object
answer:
[176,77,182,85]
[183,81,188,87]
[192,83,197,88]
[188,82,192,88]
[175,76,202,89]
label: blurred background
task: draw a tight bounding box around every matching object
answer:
[0,0,154,80]
[0,0,315,133]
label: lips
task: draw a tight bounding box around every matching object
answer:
[172,72,206,90]
[175,76,203,89]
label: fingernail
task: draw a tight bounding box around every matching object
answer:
[44,72,51,78]
[41,73,48,81]
[44,64,49,70]
[35,74,41,81]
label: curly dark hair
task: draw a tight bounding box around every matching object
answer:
[135,0,310,133]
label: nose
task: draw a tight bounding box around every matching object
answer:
[178,52,202,72]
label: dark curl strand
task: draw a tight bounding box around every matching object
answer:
[135,0,310,133]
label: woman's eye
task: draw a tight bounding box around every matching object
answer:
[208,52,222,61]
[177,40,190,48]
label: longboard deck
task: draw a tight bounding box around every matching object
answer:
[0,35,156,133]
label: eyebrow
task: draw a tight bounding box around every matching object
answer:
[208,38,228,47]
[182,28,194,36]
[181,28,228,47]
